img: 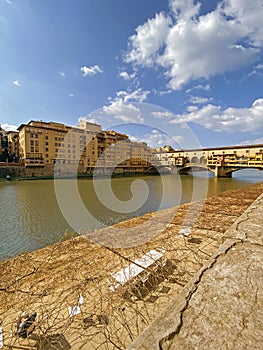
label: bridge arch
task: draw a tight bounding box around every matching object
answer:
[200,156,206,164]
[185,157,190,164]
[178,165,213,176]
[191,156,199,164]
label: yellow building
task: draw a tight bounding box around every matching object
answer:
[130,141,151,167]
[95,130,129,169]
[0,126,8,162]
[18,120,101,168]
[7,131,19,162]
[17,119,153,174]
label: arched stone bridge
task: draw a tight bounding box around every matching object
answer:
[153,144,263,178]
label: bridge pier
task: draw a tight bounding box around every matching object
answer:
[214,166,232,178]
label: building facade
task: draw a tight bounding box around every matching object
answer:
[17,120,153,174]
[0,126,8,162]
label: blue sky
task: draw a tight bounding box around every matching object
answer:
[0,0,263,149]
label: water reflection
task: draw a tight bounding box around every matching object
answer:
[0,170,263,260]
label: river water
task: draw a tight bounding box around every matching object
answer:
[1,169,263,261]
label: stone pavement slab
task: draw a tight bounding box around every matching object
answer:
[129,193,263,350]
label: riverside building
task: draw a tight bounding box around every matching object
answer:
[17,120,153,174]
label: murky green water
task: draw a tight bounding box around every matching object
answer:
[0,169,262,261]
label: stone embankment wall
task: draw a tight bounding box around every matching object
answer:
[0,165,54,178]
[0,165,157,179]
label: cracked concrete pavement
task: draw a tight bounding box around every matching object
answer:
[128,193,263,350]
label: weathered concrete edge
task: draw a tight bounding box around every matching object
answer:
[128,192,263,350]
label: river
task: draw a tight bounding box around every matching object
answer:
[0,169,263,261]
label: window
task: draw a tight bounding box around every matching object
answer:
[30,140,34,146]
[35,134,38,138]
[45,136,49,140]
[35,141,39,146]
[46,154,49,158]
[45,148,49,152]
[45,142,49,146]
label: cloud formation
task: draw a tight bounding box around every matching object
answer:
[103,101,143,123]
[125,0,263,90]
[58,71,66,78]
[102,88,150,123]
[1,123,18,131]
[130,129,184,148]
[78,117,99,125]
[188,95,213,105]
[13,80,21,87]
[81,65,103,77]
[119,71,136,81]
[170,98,263,132]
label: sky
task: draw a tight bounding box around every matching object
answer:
[0,0,263,149]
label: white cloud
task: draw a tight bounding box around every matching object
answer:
[187,105,198,112]
[102,88,150,123]
[186,84,210,93]
[58,71,66,78]
[247,70,257,78]
[81,65,103,77]
[119,71,136,81]
[6,0,12,5]
[245,62,263,79]
[125,0,263,90]
[152,88,172,96]
[69,93,74,97]
[152,111,174,119]
[13,80,21,87]
[1,123,18,132]
[169,0,201,20]
[239,137,263,145]
[125,12,172,66]
[78,117,99,125]
[188,95,213,104]
[115,88,150,103]
[129,129,184,148]
[170,98,263,132]
[103,100,143,123]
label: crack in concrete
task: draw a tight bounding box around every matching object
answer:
[158,239,239,349]
[158,194,263,349]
